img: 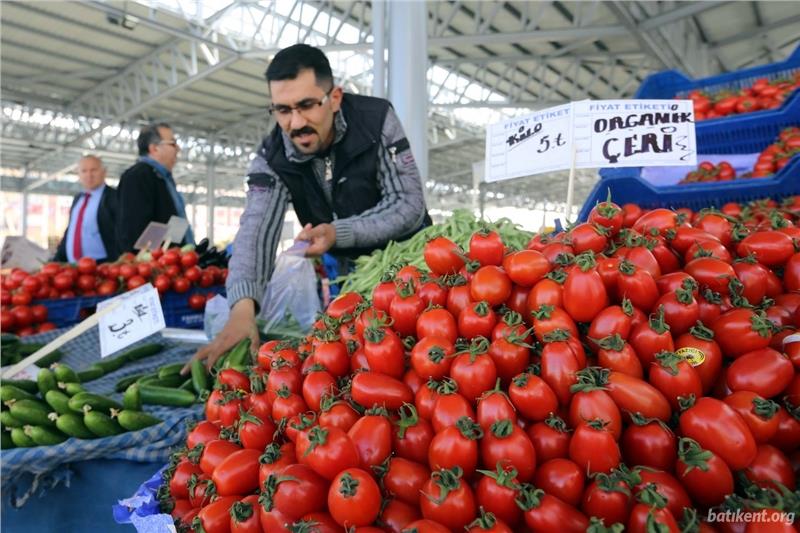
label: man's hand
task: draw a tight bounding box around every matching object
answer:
[297,223,336,257]
[181,299,259,374]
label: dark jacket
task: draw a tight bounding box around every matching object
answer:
[264,93,430,258]
[116,161,185,252]
[54,186,120,262]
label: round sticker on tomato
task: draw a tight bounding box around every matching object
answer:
[676,347,705,367]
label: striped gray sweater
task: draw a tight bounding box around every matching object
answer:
[225,103,427,310]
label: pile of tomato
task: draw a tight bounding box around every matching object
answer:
[751,127,800,177]
[163,195,800,533]
[680,161,736,184]
[1,248,227,335]
[686,74,799,121]
[679,127,799,184]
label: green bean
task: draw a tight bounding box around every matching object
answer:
[339,209,533,293]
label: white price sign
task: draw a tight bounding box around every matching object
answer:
[97,283,165,358]
[483,99,698,180]
[484,103,574,183]
[573,99,697,168]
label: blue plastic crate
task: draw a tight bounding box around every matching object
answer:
[637,45,800,99]
[579,157,800,222]
[36,287,226,329]
[161,286,225,329]
[38,295,108,328]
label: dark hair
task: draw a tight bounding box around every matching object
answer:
[137,122,172,156]
[265,44,333,88]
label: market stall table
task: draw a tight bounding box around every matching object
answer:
[0,327,205,532]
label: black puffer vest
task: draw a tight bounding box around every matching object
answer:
[266,93,428,257]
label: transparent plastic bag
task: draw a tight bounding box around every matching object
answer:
[258,242,320,334]
[203,294,230,340]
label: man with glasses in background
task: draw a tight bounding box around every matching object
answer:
[186,43,430,370]
[116,123,195,252]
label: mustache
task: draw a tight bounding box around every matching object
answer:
[290,126,317,138]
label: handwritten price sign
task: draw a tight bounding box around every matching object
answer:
[97,283,165,358]
[573,99,697,168]
[485,103,574,183]
[484,100,698,181]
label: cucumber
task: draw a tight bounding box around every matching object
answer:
[123,384,142,411]
[56,413,96,439]
[0,411,24,428]
[68,393,123,415]
[1,429,14,449]
[224,339,252,368]
[139,374,185,389]
[0,350,21,367]
[10,400,56,427]
[1,384,38,403]
[117,410,161,431]
[28,426,68,446]
[76,364,105,383]
[53,364,80,383]
[37,368,58,396]
[115,373,146,393]
[10,427,35,447]
[45,390,73,415]
[135,373,160,385]
[1,333,20,345]
[94,355,128,374]
[35,350,64,368]
[179,378,194,392]
[2,379,38,395]
[191,359,209,395]
[17,343,46,355]
[123,343,163,362]
[64,383,86,396]
[84,411,124,437]
[139,385,196,407]
[157,363,184,379]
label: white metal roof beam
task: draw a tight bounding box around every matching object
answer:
[428,25,629,47]
[85,1,242,53]
[607,1,680,72]
[711,13,800,49]
[431,51,646,68]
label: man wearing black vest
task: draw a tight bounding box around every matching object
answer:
[186,43,429,370]
[54,155,120,263]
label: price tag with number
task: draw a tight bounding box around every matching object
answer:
[484,103,574,183]
[96,283,165,358]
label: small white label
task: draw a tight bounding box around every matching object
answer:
[165,216,190,244]
[133,222,169,251]
[97,283,165,358]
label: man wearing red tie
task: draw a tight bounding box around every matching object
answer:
[53,155,120,263]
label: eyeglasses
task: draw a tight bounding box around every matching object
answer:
[269,88,333,118]
[159,140,179,148]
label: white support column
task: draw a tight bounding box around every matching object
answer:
[372,0,386,98]
[388,0,428,180]
[191,180,198,233]
[21,191,29,238]
[206,161,216,245]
